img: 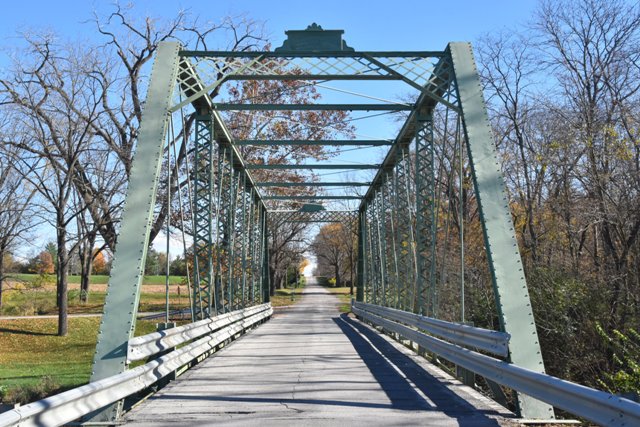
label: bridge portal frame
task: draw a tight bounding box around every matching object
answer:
[88,28,552,422]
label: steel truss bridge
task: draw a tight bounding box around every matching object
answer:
[1,25,639,427]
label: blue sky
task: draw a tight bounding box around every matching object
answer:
[0,0,538,53]
[1,0,541,257]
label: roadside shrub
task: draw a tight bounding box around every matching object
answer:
[596,325,640,400]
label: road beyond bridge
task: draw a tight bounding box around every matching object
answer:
[124,278,513,426]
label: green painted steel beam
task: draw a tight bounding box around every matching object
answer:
[246,164,380,170]
[214,103,412,111]
[180,50,446,58]
[228,74,402,81]
[268,209,356,214]
[175,59,270,213]
[255,182,371,187]
[356,211,365,302]
[192,117,215,319]
[88,42,182,423]
[262,195,362,200]
[359,54,454,209]
[449,42,554,420]
[236,139,393,146]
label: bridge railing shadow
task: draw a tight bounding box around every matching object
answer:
[333,313,505,424]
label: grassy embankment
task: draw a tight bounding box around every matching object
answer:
[0,273,300,405]
[270,276,306,307]
[0,317,159,405]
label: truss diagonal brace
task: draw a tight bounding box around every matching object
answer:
[449,42,554,420]
[170,54,265,112]
[362,53,459,112]
[88,42,182,423]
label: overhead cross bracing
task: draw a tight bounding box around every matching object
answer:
[78,24,568,425]
[170,45,455,212]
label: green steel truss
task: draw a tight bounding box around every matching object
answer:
[90,26,553,422]
[270,210,357,226]
[415,116,437,316]
[192,117,215,318]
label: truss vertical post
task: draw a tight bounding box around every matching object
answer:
[356,209,365,302]
[226,168,239,311]
[213,146,228,314]
[394,145,417,312]
[87,42,181,423]
[252,201,262,303]
[246,191,256,305]
[218,147,235,313]
[384,178,400,309]
[233,175,245,310]
[192,116,215,320]
[374,190,388,306]
[415,114,437,316]
[448,42,554,420]
[262,209,271,303]
[370,198,378,304]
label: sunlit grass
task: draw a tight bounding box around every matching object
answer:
[0,317,159,404]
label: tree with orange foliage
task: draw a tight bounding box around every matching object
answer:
[29,251,55,275]
[298,259,311,275]
[92,250,108,275]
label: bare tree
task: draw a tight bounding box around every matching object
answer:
[1,36,103,336]
[268,219,309,293]
[536,0,640,330]
[311,223,356,289]
[0,141,38,307]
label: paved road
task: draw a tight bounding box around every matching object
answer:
[125,278,514,426]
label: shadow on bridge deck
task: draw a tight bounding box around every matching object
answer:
[123,278,514,426]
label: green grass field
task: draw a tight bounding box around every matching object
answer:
[6,274,185,286]
[1,275,191,316]
[0,274,300,404]
[0,317,159,404]
[1,289,191,316]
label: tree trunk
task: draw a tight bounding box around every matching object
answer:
[79,232,96,303]
[269,265,276,296]
[80,255,94,304]
[0,250,4,309]
[56,223,68,337]
[334,265,341,288]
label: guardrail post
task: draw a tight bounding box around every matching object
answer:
[85,41,181,424]
[448,42,554,420]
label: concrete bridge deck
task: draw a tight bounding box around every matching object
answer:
[125,279,514,426]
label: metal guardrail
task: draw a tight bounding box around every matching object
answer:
[353,301,510,356]
[352,303,640,427]
[0,304,272,427]
[139,307,191,321]
[128,304,270,362]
